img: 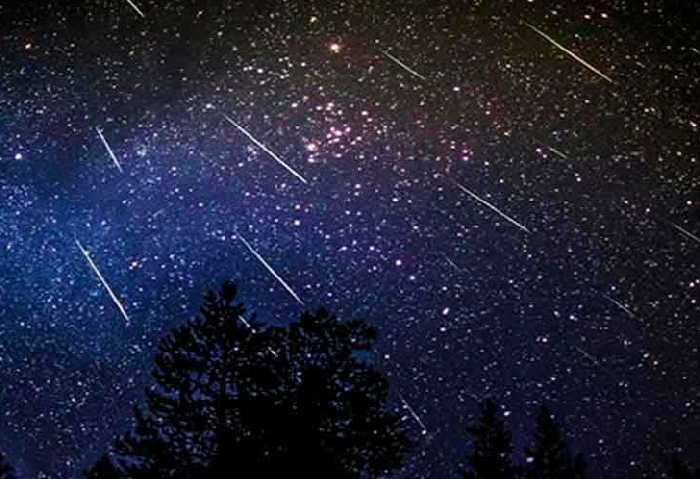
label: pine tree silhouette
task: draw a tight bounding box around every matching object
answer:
[89,281,412,478]
[524,406,586,479]
[669,456,700,479]
[459,398,516,479]
[83,453,121,479]
[0,452,16,479]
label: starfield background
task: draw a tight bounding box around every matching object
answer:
[1,0,699,477]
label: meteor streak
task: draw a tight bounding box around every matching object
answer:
[238,315,252,329]
[238,314,278,357]
[547,146,569,159]
[76,239,130,326]
[670,222,700,244]
[124,0,145,17]
[223,114,308,184]
[236,232,305,306]
[382,50,427,80]
[575,346,599,365]
[524,22,615,84]
[399,391,428,435]
[443,253,467,274]
[604,295,638,321]
[96,127,123,173]
[452,181,531,233]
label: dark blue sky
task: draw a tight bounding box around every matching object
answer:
[1,1,699,477]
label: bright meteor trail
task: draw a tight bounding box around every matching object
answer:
[223,114,308,184]
[96,127,123,173]
[382,50,427,80]
[399,391,428,435]
[124,0,145,18]
[75,239,130,326]
[524,21,615,84]
[236,231,305,306]
[452,181,531,234]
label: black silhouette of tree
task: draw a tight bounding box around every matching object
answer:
[83,453,121,479]
[0,452,16,479]
[459,398,517,479]
[88,281,412,478]
[524,406,586,479]
[668,456,700,479]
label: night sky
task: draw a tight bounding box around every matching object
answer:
[1,0,699,477]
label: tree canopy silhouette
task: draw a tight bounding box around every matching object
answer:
[87,281,412,478]
[0,452,16,479]
[83,453,120,479]
[524,406,586,479]
[668,456,700,479]
[459,398,517,479]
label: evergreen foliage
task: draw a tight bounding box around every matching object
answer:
[83,454,121,479]
[524,406,586,479]
[668,456,700,479]
[87,281,412,478]
[0,453,16,479]
[459,398,517,479]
